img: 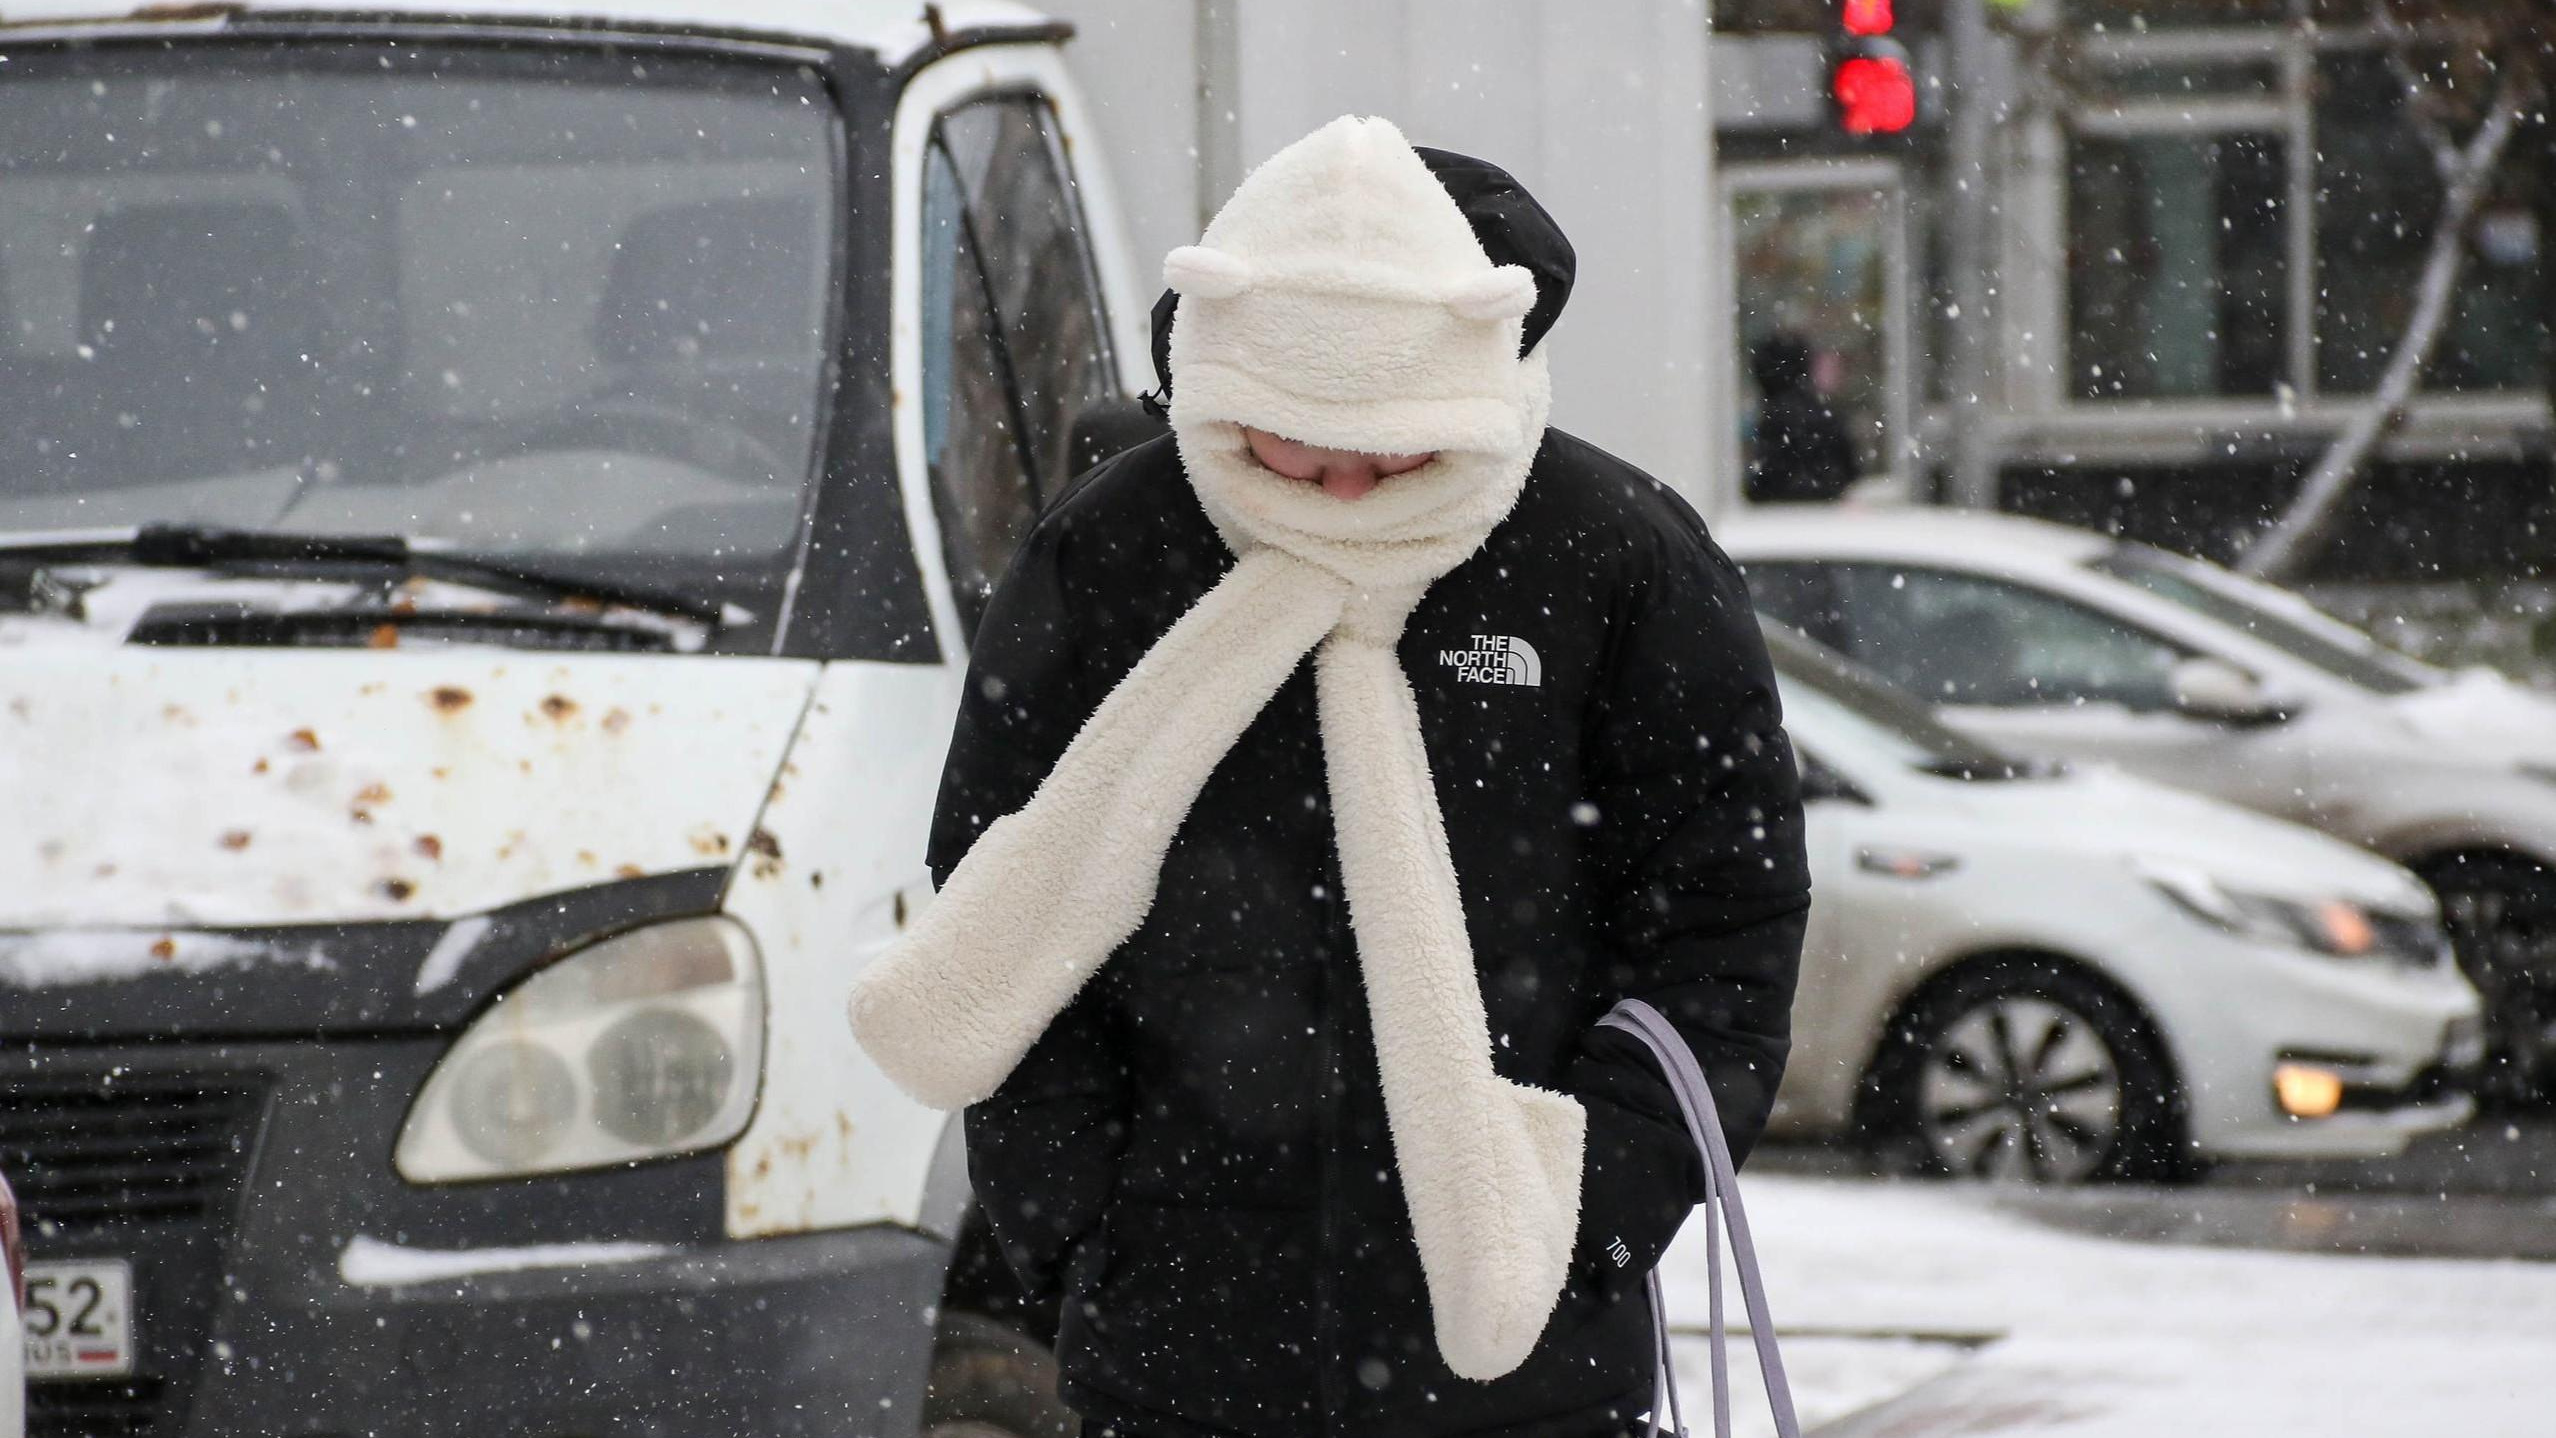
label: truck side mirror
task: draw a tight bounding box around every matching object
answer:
[2170,656,2292,726]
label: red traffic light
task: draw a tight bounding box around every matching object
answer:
[1832,53,1916,135]
[1843,0,1895,36]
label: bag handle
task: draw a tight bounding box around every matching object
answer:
[1597,998,1800,1438]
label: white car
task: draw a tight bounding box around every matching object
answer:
[1762,624,2484,1181]
[1728,506,2556,1093]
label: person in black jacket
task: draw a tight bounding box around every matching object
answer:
[1742,331,1860,504]
[850,116,1808,1438]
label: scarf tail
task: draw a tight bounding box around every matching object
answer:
[1316,637,1586,1382]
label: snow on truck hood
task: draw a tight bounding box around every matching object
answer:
[0,648,817,933]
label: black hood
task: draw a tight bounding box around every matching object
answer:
[1148,144,1576,404]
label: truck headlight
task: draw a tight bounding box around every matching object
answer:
[395,917,764,1183]
[2136,858,2392,959]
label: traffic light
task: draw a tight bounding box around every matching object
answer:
[1830,0,1917,136]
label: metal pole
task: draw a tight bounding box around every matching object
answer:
[2536,113,2556,445]
[1944,0,2001,508]
[1193,0,1244,233]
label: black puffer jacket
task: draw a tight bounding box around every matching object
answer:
[938,158,1809,1438]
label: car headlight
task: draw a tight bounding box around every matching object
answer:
[2136,858,2398,959]
[395,917,764,1183]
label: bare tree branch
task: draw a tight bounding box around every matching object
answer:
[2239,78,2527,581]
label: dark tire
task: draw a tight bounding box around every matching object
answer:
[2415,851,2556,1105]
[920,1312,1079,1438]
[1862,957,2192,1184]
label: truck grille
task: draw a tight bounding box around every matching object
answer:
[7,1068,268,1438]
[0,1071,266,1230]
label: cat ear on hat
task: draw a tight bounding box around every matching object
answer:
[1444,265,1538,322]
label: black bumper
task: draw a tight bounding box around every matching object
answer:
[10,1039,949,1438]
[189,1225,947,1438]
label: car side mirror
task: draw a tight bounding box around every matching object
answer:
[2170,656,2292,726]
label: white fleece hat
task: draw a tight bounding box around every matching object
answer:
[1165,115,1544,457]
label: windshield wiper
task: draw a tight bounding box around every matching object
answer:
[2,524,734,628]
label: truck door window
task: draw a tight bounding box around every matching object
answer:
[936,96,1115,503]
[918,93,1114,639]
[919,139,1037,637]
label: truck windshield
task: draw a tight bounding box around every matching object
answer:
[0,41,841,600]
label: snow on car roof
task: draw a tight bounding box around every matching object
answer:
[0,0,1060,62]
[1719,504,2114,572]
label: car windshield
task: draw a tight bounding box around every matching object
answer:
[0,41,841,602]
[1761,622,2039,780]
[2088,545,2438,697]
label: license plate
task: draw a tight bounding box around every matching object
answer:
[22,1259,136,1379]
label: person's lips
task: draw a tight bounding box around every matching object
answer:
[1238,427,1432,500]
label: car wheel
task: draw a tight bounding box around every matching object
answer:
[921,1311,1080,1438]
[1874,960,2188,1184]
[2417,852,2556,1104]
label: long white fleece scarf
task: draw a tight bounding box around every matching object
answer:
[848,359,1580,1381]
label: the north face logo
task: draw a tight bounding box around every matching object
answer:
[1440,634,1542,687]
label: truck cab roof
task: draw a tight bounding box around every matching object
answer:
[0,0,1064,62]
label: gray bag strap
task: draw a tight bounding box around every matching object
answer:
[1597,998,1800,1438]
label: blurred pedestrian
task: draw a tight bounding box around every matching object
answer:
[1744,330,1860,504]
[852,116,1808,1438]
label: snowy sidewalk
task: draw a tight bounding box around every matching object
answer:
[1654,1175,2556,1437]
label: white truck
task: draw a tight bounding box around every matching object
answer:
[0,3,1148,1433]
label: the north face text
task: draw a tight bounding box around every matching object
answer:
[1440,634,1542,687]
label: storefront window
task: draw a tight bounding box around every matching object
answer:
[2063,35,2544,403]
[2313,51,2544,394]
[2068,133,2287,399]
[1730,179,1901,481]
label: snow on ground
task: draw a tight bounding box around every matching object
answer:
[1654,1175,2556,1437]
